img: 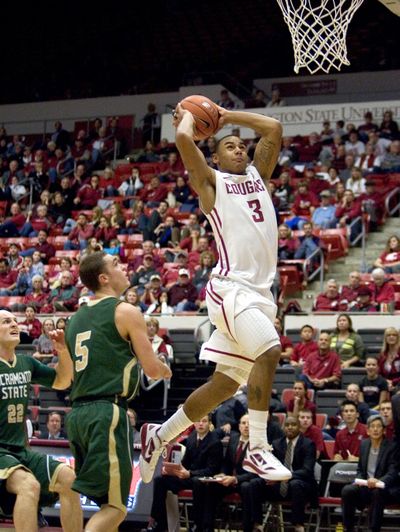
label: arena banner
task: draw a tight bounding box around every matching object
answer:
[161,99,400,139]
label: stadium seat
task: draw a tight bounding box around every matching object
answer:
[316,390,346,417]
[277,265,303,294]
[317,462,358,530]
[272,367,296,394]
[169,329,197,364]
[341,367,367,388]
[281,388,315,404]
[319,228,349,260]
[356,328,385,357]
[315,413,328,430]
[0,296,24,308]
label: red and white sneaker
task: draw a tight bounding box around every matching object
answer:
[139,423,167,483]
[242,445,292,481]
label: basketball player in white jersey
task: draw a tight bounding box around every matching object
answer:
[140,104,291,489]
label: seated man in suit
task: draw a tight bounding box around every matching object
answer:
[244,416,317,532]
[341,415,400,532]
[192,413,257,532]
[41,411,67,440]
[146,414,223,532]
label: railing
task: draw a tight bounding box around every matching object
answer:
[303,247,325,293]
[385,186,400,217]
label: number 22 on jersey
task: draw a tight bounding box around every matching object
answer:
[75,331,92,372]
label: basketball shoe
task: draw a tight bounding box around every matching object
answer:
[242,445,292,481]
[139,423,168,483]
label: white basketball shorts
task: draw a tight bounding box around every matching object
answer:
[200,276,280,383]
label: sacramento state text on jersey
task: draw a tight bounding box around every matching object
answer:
[0,355,55,448]
[0,370,31,399]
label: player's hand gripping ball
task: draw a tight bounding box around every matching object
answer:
[179,95,220,140]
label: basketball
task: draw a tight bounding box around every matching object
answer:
[180,95,220,139]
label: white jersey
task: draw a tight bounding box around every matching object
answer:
[205,165,277,292]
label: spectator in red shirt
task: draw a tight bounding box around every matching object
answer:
[274,316,294,365]
[377,327,400,392]
[284,380,317,421]
[313,278,345,312]
[168,268,198,312]
[0,202,26,237]
[21,275,49,314]
[64,213,95,250]
[20,205,52,237]
[18,305,42,343]
[74,174,103,209]
[291,325,319,368]
[305,167,330,197]
[335,189,362,241]
[370,268,395,311]
[19,229,56,264]
[333,400,368,460]
[379,400,394,440]
[158,152,185,182]
[141,274,165,309]
[98,166,119,197]
[301,331,342,390]
[187,236,212,269]
[372,235,400,274]
[139,176,168,207]
[94,216,118,247]
[278,223,298,260]
[0,258,18,296]
[297,132,322,164]
[286,182,319,230]
[340,270,363,309]
[298,408,324,458]
[127,240,164,275]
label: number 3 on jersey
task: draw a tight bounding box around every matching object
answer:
[247,199,265,223]
[75,331,91,372]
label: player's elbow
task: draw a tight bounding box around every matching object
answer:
[52,376,72,390]
[270,118,283,136]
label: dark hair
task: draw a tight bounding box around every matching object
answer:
[215,134,241,153]
[47,411,62,421]
[335,313,354,333]
[340,399,358,412]
[300,324,314,333]
[293,380,307,392]
[79,251,107,292]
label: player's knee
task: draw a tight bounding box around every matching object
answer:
[7,470,40,500]
[259,345,281,364]
[23,476,41,501]
[54,466,76,495]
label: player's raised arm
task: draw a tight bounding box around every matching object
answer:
[174,104,216,212]
[116,302,172,380]
[217,108,282,183]
[48,329,74,389]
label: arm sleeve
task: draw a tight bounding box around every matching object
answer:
[29,356,56,388]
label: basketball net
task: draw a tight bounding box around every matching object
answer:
[276,0,365,74]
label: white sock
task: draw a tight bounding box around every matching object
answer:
[248,408,268,449]
[158,407,193,443]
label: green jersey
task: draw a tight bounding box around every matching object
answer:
[65,296,139,403]
[0,355,55,448]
